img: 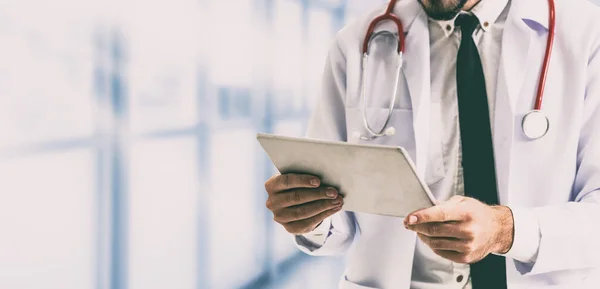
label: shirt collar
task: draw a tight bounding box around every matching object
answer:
[432,0,510,37]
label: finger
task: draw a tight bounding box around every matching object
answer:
[265,173,320,194]
[405,197,467,225]
[433,249,481,264]
[418,233,469,252]
[274,196,343,223]
[407,222,468,238]
[432,250,467,263]
[284,206,343,235]
[268,187,338,209]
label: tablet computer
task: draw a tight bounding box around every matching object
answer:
[256,133,436,217]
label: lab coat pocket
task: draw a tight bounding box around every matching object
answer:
[339,277,380,289]
[344,107,445,186]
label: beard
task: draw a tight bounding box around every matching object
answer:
[417,0,470,21]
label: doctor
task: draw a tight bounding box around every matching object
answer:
[263,0,600,288]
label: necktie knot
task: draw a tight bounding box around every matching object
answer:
[455,14,480,36]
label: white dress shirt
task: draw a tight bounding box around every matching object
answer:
[301,0,542,288]
[412,1,510,288]
[416,0,542,287]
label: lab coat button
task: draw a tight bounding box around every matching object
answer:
[456,275,464,282]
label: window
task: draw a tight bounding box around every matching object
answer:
[206,0,262,87]
[0,0,361,288]
[207,129,266,289]
[0,0,95,149]
[124,0,199,134]
[272,0,305,113]
[0,1,98,288]
[128,138,199,289]
[306,7,335,109]
[217,87,252,120]
[0,150,96,289]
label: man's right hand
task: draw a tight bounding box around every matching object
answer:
[264,173,343,235]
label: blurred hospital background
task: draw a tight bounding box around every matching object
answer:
[0,0,383,288]
[2,0,599,289]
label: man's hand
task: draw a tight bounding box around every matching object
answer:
[404,196,514,264]
[264,173,343,235]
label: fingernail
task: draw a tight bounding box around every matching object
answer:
[325,187,337,198]
[310,178,320,187]
[408,215,418,224]
[331,199,341,205]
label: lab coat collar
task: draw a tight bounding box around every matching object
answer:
[367,0,424,48]
[391,0,425,33]
[499,0,553,112]
[370,0,431,182]
[493,0,552,204]
[369,0,424,35]
[365,0,424,34]
[401,7,432,183]
[514,0,550,30]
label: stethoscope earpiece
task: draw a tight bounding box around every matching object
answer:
[384,127,395,136]
[353,126,396,141]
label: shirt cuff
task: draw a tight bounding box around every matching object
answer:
[295,217,332,248]
[495,206,541,263]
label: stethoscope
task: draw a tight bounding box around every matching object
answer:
[357,0,556,141]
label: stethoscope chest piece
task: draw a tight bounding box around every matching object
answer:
[522,110,549,139]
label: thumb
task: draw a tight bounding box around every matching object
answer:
[444,195,465,205]
[404,195,467,225]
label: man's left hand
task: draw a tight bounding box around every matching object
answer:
[404,195,514,264]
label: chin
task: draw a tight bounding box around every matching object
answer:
[417,0,468,21]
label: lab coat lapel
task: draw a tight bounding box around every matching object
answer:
[401,10,431,180]
[373,1,430,179]
[493,1,534,204]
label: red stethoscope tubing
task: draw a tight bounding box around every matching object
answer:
[362,0,405,54]
[362,0,556,111]
[536,0,556,111]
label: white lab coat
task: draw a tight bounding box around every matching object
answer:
[296,0,600,288]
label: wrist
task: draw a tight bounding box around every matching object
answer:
[492,205,515,254]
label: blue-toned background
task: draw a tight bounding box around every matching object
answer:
[0,0,385,288]
[1,0,599,289]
